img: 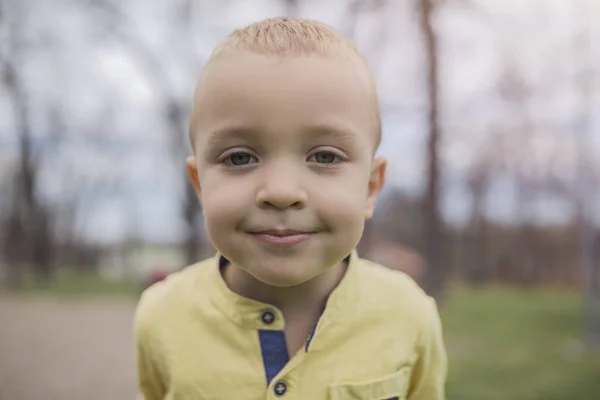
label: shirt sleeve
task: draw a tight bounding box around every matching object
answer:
[134,296,167,400]
[407,297,448,400]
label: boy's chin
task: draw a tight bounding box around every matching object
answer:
[252,269,318,288]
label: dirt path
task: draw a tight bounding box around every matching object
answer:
[0,296,138,400]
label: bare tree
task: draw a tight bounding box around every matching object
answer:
[575,0,598,349]
[417,0,446,300]
[282,0,299,16]
[464,148,493,284]
[0,0,55,287]
[85,0,205,266]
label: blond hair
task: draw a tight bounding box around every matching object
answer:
[190,17,381,149]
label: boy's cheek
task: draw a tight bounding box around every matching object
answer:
[312,186,369,226]
[201,182,253,220]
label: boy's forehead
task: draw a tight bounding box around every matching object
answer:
[190,51,379,151]
[198,50,372,98]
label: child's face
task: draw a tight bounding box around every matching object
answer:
[187,51,386,287]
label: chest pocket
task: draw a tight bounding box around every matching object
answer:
[329,368,410,400]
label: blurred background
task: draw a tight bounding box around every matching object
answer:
[0,0,599,399]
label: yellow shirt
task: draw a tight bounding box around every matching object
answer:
[135,251,447,400]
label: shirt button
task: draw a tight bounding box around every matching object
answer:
[274,380,287,396]
[261,309,276,325]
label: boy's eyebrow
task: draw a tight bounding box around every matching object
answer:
[304,124,359,142]
[205,126,260,149]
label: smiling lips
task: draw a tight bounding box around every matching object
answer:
[249,229,315,245]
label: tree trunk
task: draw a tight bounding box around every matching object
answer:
[2,48,54,286]
[184,182,200,266]
[283,0,299,15]
[418,0,446,300]
[167,101,202,267]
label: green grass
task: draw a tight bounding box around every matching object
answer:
[13,271,140,298]
[443,285,600,400]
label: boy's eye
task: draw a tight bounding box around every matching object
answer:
[311,151,338,164]
[224,152,257,166]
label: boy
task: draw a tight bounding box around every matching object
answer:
[135,17,447,400]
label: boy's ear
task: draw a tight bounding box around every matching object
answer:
[186,156,202,200]
[365,156,387,220]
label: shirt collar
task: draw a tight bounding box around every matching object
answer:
[205,250,361,331]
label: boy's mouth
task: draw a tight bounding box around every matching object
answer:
[247,229,316,246]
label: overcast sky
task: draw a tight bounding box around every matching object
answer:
[0,0,598,243]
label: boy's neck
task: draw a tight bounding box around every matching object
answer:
[221,260,348,315]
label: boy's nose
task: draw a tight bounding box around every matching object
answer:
[256,166,307,210]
